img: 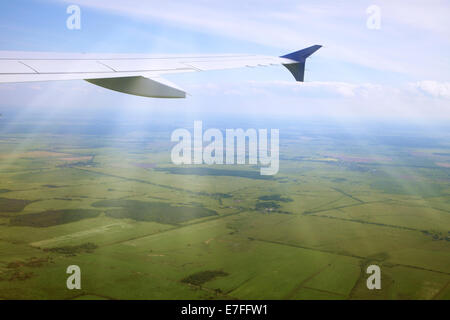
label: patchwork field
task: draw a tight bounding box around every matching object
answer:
[0,119,448,300]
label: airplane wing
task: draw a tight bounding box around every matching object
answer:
[0,45,321,98]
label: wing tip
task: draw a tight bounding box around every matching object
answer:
[280,45,322,62]
[280,45,322,82]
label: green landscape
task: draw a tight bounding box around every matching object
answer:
[0,118,448,300]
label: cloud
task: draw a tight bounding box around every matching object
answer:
[1,77,449,121]
[412,81,450,99]
[179,79,450,120]
[249,81,384,98]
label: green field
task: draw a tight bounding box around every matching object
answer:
[0,120,448,300]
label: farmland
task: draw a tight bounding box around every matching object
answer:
[0,117,448,300]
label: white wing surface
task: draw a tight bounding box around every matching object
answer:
[0,45,321,98]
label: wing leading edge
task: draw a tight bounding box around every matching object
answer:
[0,45,321,98]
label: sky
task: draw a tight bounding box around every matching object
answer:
[0,0,449,122]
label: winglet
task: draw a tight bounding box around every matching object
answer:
[280,45,322,82]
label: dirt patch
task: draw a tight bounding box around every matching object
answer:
[7,257,52,269]
[9,209,101,227]
[0,151,71,160]
[1,257,53,282]
[3,270,34,281]
[255,201,281,210]
[155,167,274,180]
[435,162,450,168]
[42,184,66,188]
[131,162,157,169]
[44,242,98,256]
[59,156,93,162]
[93,199,217,224]
[258,194,293,202]
[181,270,229,286]
[0,198,34,213]
[327,154,392,163]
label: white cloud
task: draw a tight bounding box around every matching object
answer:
[412,81,450,99]
[261,81,384,98]
[179,79,450,120]
[1,77,449,121]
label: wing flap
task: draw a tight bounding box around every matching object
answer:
[86,76,186,98]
